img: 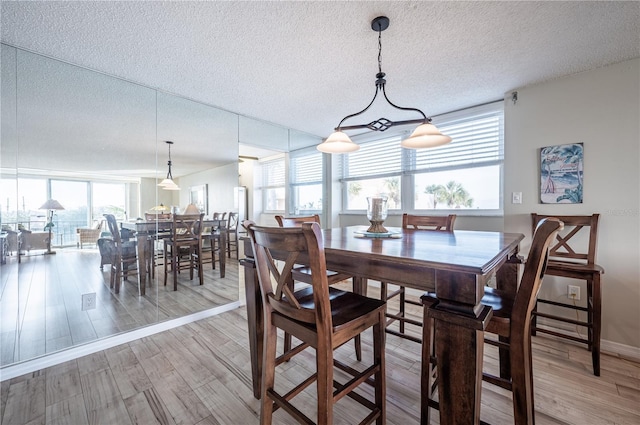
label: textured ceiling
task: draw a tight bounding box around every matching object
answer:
[2,1,639,172]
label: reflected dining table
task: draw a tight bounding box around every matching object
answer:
[241,225,524,425]
[121,218,226,296]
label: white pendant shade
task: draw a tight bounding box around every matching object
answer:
[317,131,360,153]
[158,178,180,190]
[400,123,452,149]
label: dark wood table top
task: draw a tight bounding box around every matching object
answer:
[121,218,226,233]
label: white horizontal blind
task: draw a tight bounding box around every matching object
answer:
[260,157,285,188]
[412,102,504,173]
[290,151,322,185]
[341,136,403,181]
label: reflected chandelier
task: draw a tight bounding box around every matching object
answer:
[317,16,452,154]
[158,140,180,191]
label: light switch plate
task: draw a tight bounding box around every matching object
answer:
[512,192,522,204]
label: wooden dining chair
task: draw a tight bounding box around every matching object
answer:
[275,214,362,360]
[381,213,456,343]
[530,213,604,376]
[163,213,204,291]
[420,218,563,425]
[143,212,172,278]
[104,214,139,294]
[245,220,386,425]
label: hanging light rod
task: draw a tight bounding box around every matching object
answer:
[158,140,180,191]
[318,16,452,154]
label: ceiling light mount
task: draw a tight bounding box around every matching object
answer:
[318,16,451,153]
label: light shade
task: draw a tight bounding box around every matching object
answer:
[317,131,361,153]
[400,123,452,149]
[150,204,169,211]
[158,178,180,190]
[39,199,65,210]
[183,203,201,214]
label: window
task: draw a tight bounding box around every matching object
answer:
[342,102,504,214]
[259,156,286,212]
[341,136,403,210]
[289,150,323,214]
[93,182,126,220]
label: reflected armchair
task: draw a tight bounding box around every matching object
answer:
[76,219,104,249]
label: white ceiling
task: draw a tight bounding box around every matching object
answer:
[2,1,639,171]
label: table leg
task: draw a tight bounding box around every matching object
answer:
[136,235,147,296]
[218,231,226,278]
[241,252,262,399]
[430,270,493,425]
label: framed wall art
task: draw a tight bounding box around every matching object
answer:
[540,143,583,204]
[189,184,208,214]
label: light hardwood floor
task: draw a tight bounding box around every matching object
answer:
[0,247,240,367]
[1,286,639,425]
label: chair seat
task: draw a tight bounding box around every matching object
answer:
[292,267,352,285]
[286,286,386,328]
[546,259,604,276]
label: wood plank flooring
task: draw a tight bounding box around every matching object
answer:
[2,288,639,425]
[0,248,240,367]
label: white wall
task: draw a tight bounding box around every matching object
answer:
[177,162,238,214]
[504,58,640,350]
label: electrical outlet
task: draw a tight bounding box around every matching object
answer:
[512,192,522,204]
[568,285,580,301]
[82,293,96,311]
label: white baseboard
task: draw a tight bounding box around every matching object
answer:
[0,301,242,382]
[535,320,640,361]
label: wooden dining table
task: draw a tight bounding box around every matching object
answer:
[121,218,226,296]
[240,225,524,425]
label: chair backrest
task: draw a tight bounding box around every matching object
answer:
[512,218,564,333]
[145,212,171,220]
[104,214,123,246]
[275,214,320,228]
[227,212,238,231]
[531,213,599,264]
[244,220,331,328]
[172,213,204,242]
[402,213,456,231]
[213,212,227,221]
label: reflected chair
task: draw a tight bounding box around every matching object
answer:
[76,218,103,249]
[200,218,226,278]
[530,213,604,376]
[226,212,239,258]
[104,214,139,294]
[420,218,563,424]
[381,213,456,343]
[163,213,204,291]
[143,212,172,278]
[245,220,386,425]
[275,214,362,360]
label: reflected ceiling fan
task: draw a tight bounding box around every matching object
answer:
[239,155,259,163]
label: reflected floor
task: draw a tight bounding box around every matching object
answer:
[0,247,240,367]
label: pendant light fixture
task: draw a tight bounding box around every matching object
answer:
[158,140,180,191]
[317,16,452,153]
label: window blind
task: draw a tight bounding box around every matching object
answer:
[342,136,403,180]
[290,152,322,185]
[412,103,504,173]
[260,157,285,188]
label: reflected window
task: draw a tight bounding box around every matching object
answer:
[258,155,286,212]
[93,182,126,220]
[289,150,323,214]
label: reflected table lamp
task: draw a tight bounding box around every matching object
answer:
[39,199,65,255]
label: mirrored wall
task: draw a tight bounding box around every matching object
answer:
[0,43,297,368]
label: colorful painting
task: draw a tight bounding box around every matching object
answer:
[540,143,583,204]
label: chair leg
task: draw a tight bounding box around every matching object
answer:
[509,333,535,425]
[173,251,178,291]
[399,286,406,334]
[261,319,278,425]
[590,275,602,376]
[316,339,333,425]
[421,296,437,425]
[373,310,386,425]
